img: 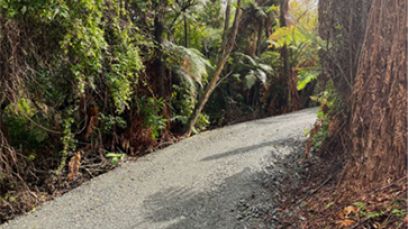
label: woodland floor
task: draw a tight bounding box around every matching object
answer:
[1,109,319,229]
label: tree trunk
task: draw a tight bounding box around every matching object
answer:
[318,0,371,102]
[315,0,372,159]
[183,0,242,136]
[343,0,407,188]
[153,1,167,97]
[279,0,290,80]
[281,0,300,112]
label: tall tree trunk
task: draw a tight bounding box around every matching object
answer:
[315,0,372,158]
[279,0,290,81]
[255,18,264,56]
[281,0,300,112]
[183,0,242,136]
[318,0,371,102]
[343,0,407,188]
[153,1,167,97]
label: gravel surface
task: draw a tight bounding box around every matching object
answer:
[1,108,317,229]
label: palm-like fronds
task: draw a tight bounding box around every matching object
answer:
[163,41,212,94]
[233,52,275,89]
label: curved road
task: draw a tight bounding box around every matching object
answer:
[2,108,317,229]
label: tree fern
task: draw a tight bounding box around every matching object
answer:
[163,41,212,95]
[233,52,274,89]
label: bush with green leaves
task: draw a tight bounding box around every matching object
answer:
[0,0,148,186]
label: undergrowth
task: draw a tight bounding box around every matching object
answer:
[0,0,320,223]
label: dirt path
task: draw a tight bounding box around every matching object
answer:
[1,108,317,229]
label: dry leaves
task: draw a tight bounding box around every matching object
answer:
[335,205,359,228]
[337,205,358,219]
[336,219,355,228]
[404,215,408,225]
[343,206,358,218]
[67,151,82,182]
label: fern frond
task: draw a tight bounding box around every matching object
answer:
[163,41,212,94]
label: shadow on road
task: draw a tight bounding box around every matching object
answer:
[138,138,307,229]
[200,139,286,162]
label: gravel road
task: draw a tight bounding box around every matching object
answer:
[1,108,317,229]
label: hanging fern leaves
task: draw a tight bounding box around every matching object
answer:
[269,28,321,92]
[163,41,212,94]
[232,53,274,89]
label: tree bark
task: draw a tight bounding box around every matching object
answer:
[343,0,407,187]
[279,0,290,80]
[280,0,300,112]
[318,0,371,102]
[153,0,167,97]
[183,0,242,136]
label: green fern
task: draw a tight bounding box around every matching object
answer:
[232,52,274,89]
[163,41,212,94]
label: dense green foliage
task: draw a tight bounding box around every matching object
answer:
[0,0,320,221]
